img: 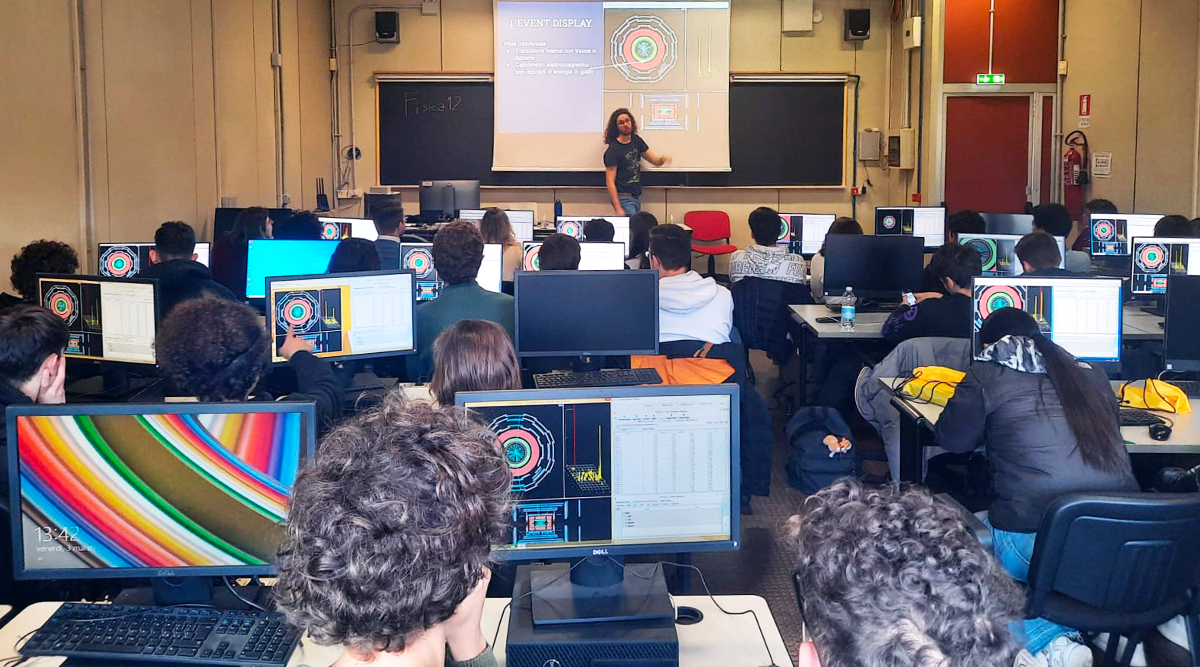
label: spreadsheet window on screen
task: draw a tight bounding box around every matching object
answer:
[972,277,1122,362]
[463,393,733,553]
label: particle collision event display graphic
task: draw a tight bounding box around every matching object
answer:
[494,1,731,171]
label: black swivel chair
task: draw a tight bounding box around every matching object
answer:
[1026,492,1200,667]
[730,277,812,412]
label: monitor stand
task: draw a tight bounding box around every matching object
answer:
[113,576,266,610]
[528,556,674,626]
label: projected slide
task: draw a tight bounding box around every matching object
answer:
[494,0,730,171]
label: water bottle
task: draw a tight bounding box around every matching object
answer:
[554,199,563,219]
[840,286,857,331]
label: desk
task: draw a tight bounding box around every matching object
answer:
[1121,306,1165,342]
[790,304,891,404]
[881,378,1200,483]
[0,597,793,667]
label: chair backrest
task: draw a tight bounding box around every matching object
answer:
[731,277,810,362]
[684,211,732,242]
[1027,492,1200,617]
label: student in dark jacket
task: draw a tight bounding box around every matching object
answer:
[1015,231,1074,277]
[140,222,236,316]
[211,207,273,300]
[372,201,405,270]
[936,306,1137,660]
[883,242,981,345]
[155,298,344,433]
[0,306,70,479]
[1,240,80,311]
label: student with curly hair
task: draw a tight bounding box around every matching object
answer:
[3,240,80,310]
[155,298,343,431]
[274,397,511,667]
[429,319,522,406]
[790,479,1025,667]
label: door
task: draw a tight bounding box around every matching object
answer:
[944,96,1032,213]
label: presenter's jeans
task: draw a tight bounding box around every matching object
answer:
[977,512,1075,654]
[618,193,640,215]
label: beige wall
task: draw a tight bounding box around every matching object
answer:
[1063,0,1200,216]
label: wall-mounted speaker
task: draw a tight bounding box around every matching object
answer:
[844,9,870,41]
[375,11,399,44]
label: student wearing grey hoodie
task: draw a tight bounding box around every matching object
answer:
[648,224,733,343]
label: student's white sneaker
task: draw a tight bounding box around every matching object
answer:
[1089,633,1144,666]
[1040,636,1093,667]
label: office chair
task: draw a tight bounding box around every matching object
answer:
[684,211,737,280]
[730,276,811,412]
[1026,492,1200,667]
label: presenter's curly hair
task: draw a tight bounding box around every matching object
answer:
[604,108,637,143]
[155,298,270,401]
[274,397,512,659]
[789,480,1024,667]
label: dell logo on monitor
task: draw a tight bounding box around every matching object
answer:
[592,548,609,556]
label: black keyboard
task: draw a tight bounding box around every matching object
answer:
[22,602,301,666]
[1167,380,1200,396]
[533,368,664,389]
[1119,408,1165,427]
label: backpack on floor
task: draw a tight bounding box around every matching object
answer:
[785,406,861,493]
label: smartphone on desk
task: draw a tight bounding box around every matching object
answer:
[816,316,839,324]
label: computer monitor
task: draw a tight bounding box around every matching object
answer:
[822,235,924,301]
[265,270,416,363]
[1090,214,1161,256]
[980,213,1035,236]
[317,216,379,241]
[778,213,837,256]
[213,207,292,241]
[514,270,658,356]
[38,274,159,364]
[556,216,631,254]
[418,180,481,220]
[1164,275,1200,372]
[456,384,739,561]
[400,242,503,301]
[245,240,340,300]
[7,401,316,582]
[97,242,211,278]
[972,276,1122,362]
[875,207,946,249]
[459,209,535,242]
[1129,237,1200,295]
[959,233,1065,277]
[520,242,626,271]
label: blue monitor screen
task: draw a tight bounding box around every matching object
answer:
[246,240,339,299]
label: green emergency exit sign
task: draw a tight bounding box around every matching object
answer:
[977,73,1006,85]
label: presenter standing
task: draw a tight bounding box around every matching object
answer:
[604,108,669,216]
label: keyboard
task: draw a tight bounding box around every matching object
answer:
[1167,380,1200,396]
[1119,408,1165,427]
[533,368,663,389]
[22,602,301,666]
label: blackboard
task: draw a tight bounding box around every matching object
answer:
[377,79,845,187]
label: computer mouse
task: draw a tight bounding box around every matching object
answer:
[1149,423,1172,441]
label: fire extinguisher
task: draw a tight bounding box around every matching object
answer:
[1063,130,1089,222]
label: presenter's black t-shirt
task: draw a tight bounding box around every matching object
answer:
[604,135,650,197]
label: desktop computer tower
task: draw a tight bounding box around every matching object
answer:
[505,566,680,667]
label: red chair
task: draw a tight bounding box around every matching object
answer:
[684,211,738,279]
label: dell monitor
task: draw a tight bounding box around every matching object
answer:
[245,240,340,300]
[399,242,503,301]
[556,216,631,254]
[778,213,837,256]
[822,235,925,302]
[1129,236,1200,295]
[875,206,946,249]
[980,213,1035,236]
[959,233,1065,277]
[97,242,211,278]
[1164,275,1200,372]
[266,270,416,363]
[418,180,480,221]
[214,207,292,241]
[7,401,316,604]
[521,242,626,271]
[38,274,160,365]
[972,276,1123,363]
[515,270,658,357]
[457,384,739,624]
[1090,214,1161,256]
[317,216,379,241]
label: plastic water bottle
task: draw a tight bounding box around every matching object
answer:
[840,286,857,331]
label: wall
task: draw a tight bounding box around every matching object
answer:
[1063,0,1200,216]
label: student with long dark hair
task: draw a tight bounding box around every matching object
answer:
[626,211,659,269]
[936,307,1137,664]
[478,208,521,281]
[211,206,273,300]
